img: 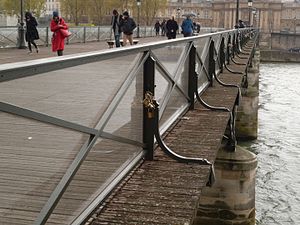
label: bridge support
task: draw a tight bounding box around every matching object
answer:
[236,48,260,140]
[194,145,257,225]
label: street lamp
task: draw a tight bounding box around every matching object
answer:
[252,9,257,28]
[17,0,26,49]
[235,0,240,26]
[248,0,253,27]
[177,8,181,34]
[136,0,141,38]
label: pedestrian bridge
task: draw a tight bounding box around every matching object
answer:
[0,28,258,225]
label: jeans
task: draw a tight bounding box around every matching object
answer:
[114,34,121,47]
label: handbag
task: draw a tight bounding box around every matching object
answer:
[60,29,72,38]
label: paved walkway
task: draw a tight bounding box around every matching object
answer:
[0,36,166,64]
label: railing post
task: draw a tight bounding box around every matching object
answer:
[83,27,86,43]
[45,27,49,47]
[208,40,215,87]
[227,36,231,65]
[188,44,196,110]
[97,26,100,42]
[143,55,155,160]
[220,38,225,73]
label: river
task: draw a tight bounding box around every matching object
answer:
[241,63,300,225]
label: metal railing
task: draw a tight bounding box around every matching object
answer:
[0,28,256,225]
[0,25,226,48]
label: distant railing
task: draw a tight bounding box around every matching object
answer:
[0,25,226,48]
[0,28,256,225]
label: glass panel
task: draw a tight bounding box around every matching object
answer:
[194,36,210,93]
[151,42,187,77]
[176,55,189,96]
[212,33,222,52]
[0,112,88,225]
[194,36,210,60]
[155,68,169,104]
[159,87,189,128]
[102,71,143,143]
[46,139,142,225]
[0,54,139,129]
[196,56,209,93]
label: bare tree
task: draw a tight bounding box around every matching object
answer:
[140,0,167,26]
[2,0,46,18]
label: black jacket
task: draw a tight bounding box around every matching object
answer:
[166,19,178,38]
[25,15,39,42]
[111,14,122,35]
[120,17,136,35]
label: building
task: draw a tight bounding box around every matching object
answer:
[0,13,18,26]
[166,0,212,26]
[44,0,61,16]
[167,0,300,48]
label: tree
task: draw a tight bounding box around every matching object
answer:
[1,0,45,18]
[139,0,168,26]
[85,0,107,25]
[58,0,168,26]
[60,0,88,25]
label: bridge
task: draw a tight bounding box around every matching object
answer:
[0,29,259,225]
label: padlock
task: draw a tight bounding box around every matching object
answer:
[147,108,155,118]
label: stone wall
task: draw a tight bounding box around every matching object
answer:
[260,50,300,62]
[271,33,300,50]
[236,48,260,140]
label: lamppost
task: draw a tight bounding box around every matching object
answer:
[235,0,240,26]
[177,8,181,34]
[252,9,257,28]
[136,0,141,38]
[248,0,253,27]
[17,0,26,49]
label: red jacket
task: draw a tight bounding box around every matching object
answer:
[50,17,68,52]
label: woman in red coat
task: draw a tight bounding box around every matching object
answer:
[50,11,68,56]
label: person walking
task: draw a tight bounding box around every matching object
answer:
[50,11,68,56]
[154,20,160,36]
[161,19,166,36]
[120,11,136,46]
[111,9,122,48]
[181,16,194,37]
[166,16,178,39]
[25,12,39,54]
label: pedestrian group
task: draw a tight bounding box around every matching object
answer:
[23,10,202,55]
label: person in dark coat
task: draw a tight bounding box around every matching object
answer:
[154,20,160,36]
[161,19,166,36]
[119,11,136,46]
[25,12,39,54]
[111,9,122,47]
[166,16,178,39]
[50,11,68,56]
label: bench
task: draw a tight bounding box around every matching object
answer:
[106,39,139,48]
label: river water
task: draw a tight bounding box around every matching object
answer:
[241,63,300,225]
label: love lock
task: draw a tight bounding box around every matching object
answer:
[143,91,156,119]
